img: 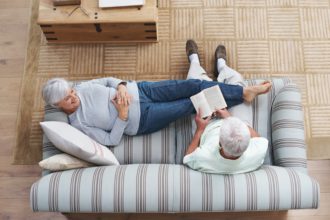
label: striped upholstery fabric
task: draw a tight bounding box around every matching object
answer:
[33,78,319,212]
[175,116,193,164]
[30,164,319,212]
[109,123,176,165]
[271,82,307,174]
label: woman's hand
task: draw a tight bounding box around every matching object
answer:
[195,110,211,132]
[112,98,129,121]
[215,108,231,119]
[116,84,132,106]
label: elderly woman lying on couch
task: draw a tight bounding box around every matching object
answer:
[42,76,271,147]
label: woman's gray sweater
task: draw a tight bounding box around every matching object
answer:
[68,77,140,146]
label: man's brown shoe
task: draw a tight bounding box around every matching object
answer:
[186,39,199,63]
[214,45,227,78]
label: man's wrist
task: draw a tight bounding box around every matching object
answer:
[196,128,205,135]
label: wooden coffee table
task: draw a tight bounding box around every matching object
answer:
[38,0,158,43]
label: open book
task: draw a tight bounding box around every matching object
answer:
[190,85,227,118]
[99,0,145,8]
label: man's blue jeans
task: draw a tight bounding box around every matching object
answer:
[136,79,243,135]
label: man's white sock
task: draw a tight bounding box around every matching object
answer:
[217,58,228,82]
[217,58,226,72]
[189,53,200,65]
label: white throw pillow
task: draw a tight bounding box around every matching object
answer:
[39,153,93,171]
[40,121,120,166]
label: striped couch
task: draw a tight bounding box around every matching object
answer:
[30,78,320,212]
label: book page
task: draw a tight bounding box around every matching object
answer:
[202,86,227,112]
[190,92,212,118]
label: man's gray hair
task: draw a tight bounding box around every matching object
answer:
[42,78,71,107]
[219,117,250,157]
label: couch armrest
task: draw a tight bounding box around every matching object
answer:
[271,83,307,174]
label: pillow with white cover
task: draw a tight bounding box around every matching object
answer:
[39,153,93,171]
[40,121,120,166]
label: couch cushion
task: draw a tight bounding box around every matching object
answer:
[40,121,120,166]
[39,153,93,171]
[109,123,176,164]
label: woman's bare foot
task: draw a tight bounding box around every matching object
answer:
[243,81,272,102]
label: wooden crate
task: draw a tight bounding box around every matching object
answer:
[38,0,158,43]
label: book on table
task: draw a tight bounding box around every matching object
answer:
[190,85,227,118]
[99,0,145,8]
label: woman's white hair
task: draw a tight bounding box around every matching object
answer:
[219,116,250,157]
[42,78,71,107]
